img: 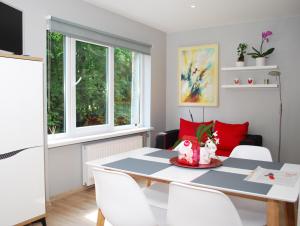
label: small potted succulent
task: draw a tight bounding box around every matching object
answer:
[236,43,248,67]
[247,31,275,66]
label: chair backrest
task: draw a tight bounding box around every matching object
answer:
[230,145,272,162]
[93,168,157,226]
[167,182,243,226]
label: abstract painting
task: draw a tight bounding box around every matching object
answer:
[178,44,218,106]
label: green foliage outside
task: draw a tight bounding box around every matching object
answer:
[47,32,65,134]
[47,32,133,134]
[76,41,108,127]
[114,48,132,126]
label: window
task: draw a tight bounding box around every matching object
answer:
[47,32,65,134]
[75,40,108,127]
[47,32,145,138]
[114,48,141,126]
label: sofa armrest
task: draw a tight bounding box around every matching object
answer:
[240,134,263,146]
[155,129,179,149]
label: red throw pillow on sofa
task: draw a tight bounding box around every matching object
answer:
[215,121,249,152]
[178,118,213,143]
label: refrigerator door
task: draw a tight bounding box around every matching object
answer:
[0,57,44,154]
[0,146,45,226]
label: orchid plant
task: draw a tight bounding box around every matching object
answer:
[196,124,219,146]
[247,31,275,59]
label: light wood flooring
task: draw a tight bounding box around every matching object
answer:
[30,188,98,226]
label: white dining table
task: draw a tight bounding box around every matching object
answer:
[87,147,300,226]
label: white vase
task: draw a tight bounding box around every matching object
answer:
[256,57,266,66]
[236,61,245,67]
[199,147,211,165]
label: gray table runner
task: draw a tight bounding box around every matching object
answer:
[223,157,283,170]
[103,157,171,175]
[192,170,272,195]
[145,150,178,159]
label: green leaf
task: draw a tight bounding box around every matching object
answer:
[252,47,261,55]
[262,48,275,57]
[196,124,213,143]
[247,53,259,58]
[172,139,182,149]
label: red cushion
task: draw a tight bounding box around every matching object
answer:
[216,149,232,157]
[178,118,213,143]
[215,121,249,151]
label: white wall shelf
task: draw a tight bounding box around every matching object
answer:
[221,65,278,71]
[222,84,278,89]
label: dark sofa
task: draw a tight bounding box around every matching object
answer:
[155,129,262,156]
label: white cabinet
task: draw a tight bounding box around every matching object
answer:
[0,55,45,226]
[0,57,44,153]
[0,147,45,226]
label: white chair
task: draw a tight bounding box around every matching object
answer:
[143,181,169,209]
[93,168,167,226]
[167,182,243,226]
[229,145,273,226]
[230,145,272,162]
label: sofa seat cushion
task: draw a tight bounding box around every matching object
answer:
[178,118,213,143]
[215,121,249,152]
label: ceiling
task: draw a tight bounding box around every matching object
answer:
[84,0,300,33]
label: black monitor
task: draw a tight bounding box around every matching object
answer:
[0,2,23,55]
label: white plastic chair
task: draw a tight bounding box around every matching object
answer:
[167,182,243,226]
[229,145,272,226]
[93,168,166,226]
[230,145,272,162]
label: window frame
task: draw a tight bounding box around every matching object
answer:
[48,35,145,140]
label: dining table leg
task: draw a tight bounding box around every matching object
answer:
[284,202,296,226]
[97,209,105,226]
[267,199,280,226]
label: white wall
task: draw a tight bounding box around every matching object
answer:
[166,16,300,164]
[3,0,166,198]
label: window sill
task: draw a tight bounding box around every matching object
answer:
[47,127,153,149]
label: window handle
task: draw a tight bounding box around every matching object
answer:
[75,77,82,86]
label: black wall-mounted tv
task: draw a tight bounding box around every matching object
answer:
[0,2,23,55]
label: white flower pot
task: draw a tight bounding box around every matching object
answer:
[236,61,245,67]
[256,57,266,66]
[199,147,211,165]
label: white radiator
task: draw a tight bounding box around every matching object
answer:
[82,135,143,186]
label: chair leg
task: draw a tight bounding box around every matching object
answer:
[267,199,280,226]
[97,209,105,226]
[284,202,296,226]
[146,179,152,187]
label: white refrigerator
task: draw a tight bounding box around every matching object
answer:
[0,55,46,226]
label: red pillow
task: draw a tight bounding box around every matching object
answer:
[178,118,213,143]
[215,121,249,151]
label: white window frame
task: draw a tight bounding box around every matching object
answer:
[48,35,145,140]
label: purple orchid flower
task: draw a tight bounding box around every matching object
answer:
[262,31,273,42]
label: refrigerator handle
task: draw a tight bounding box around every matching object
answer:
[0,146,39,160]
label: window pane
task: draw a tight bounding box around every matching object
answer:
[47,31,65,134]
[76,41,108,127]
[114,48,133,126]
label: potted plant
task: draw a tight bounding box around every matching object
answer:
[247,31,275,66]
[236,43,248,67]
[196,124,219,164]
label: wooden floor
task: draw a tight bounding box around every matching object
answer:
[44,188,98,226]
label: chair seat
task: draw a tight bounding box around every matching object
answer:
[103,206,167,226]
[143,182,169,209]
[230,196,266,226]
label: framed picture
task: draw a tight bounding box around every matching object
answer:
[178,44,219,106]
